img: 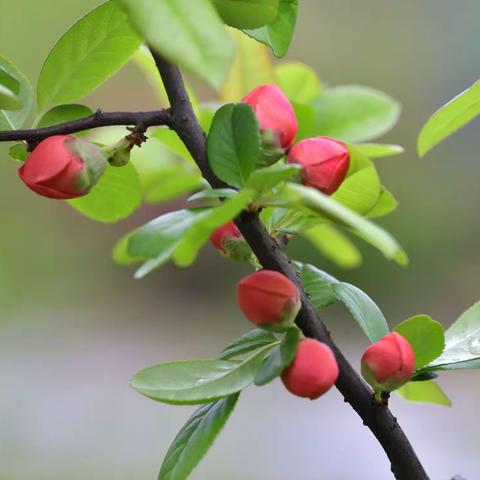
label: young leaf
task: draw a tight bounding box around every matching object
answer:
[37,1,141,111]
[8,143,28,162]
[207,103,260,188]
[246,163,300,192]
[212,0,279,29]
[366,187,398,219]
[397,381,451,407]
[37,104,93,134]
[332,283,389,343]
[220,28,275,102]
[394,315,445,369]
[299,263,338,309]
[68,163,141,223]
[278,183,407,265]
[120,0,234,88]
[0,55,33,130]
[254,327,300,386]
[131,345,273,405]
[301,224,362,269]
[0,81,21,110]
[219,329,278,360]
[353,143,404,159]
[158,393,240,480]
[244,0,298,58]
[426,357,480,371]
[418,79,480,157]
[187,188,238,204]
[310,86,401,143]
[428,301,480,368]
[274,62,322,104]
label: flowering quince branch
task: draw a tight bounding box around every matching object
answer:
[148,49,429,480]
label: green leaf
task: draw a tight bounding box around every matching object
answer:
[8,143,28,162]
[247,163,300,192]
[244,0,298,58]
[68,163,141,223]
[310,86,401,143]
[418,79,480,157]
[131,345,273,405]
[397,381,451,407]
[187,188,238,204]
[37,104,94,136]
[120,0,234,89]
[0,55,33,130]
[212,0,278,29]
[254,327,300,386]
[207,103,260,188]
[429,301,480,368]
[153,128,195,165]
[0,79,21,110]
[301,224,362,269]
[112,231,145,266]
[366,187,398,219]
[220,28,275,102]
[219,329,278,360]
[158,393,239,480]
[332,282,389,343]
[37,1,141,111]
[278,183,407,265]
[300,263,338,309]
[353,143,404,159]
[394,315,445,369]
[173,190,253,266]
[426,358,480,371]
[274,62,322,104]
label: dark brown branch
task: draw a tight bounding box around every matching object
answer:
[0,109,171,143]
[151,49,429,480]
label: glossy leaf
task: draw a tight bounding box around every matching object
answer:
[158,393,239,480]
[244,0,298,58]
[131,345,273,404]
[397,381,451,407]
[212,0,278,29]
[275,62,322,104]
[310,86,401,143]
[279,183,407,265]
[0,55,33,130]
[220,28,275,102]
[68,163,141,223]
[219,330,278,360]
[429,301,480,368]
[37,104,93,136]
[247,163,300,192]
[418,79,480,157]
[301,224,362,269]
[187,188,238,204]
[37,1,141,111]
[0,70,21,110]
[354,143,404,159]
[207,103,260,188]
[254,327,300,386]
[394,315,445,369]
[300,263,337,309]
[366,187,398,219]
[120,0,234,88]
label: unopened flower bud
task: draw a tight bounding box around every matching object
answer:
[237,270,301,331]
[19,135,107,199]
[287,136,350,195]
[361,332,415,393]
[210,221,253,262]
[281,338,339,399]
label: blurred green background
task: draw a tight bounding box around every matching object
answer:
[0,1,479,478]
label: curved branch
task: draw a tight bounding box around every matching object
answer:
[0,109,171,143]
[151,49,429,480]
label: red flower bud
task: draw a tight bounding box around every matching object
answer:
[287,136,350,195]
[361,332,415,393]
[19,135,107,199]
[281,339,339,399]
[242,84,298,154]
[210,221,242,254]
[237,270,301,330]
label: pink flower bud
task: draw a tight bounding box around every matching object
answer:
[210,221,242,254]
[242,84,298,154]
[19,135,107,199]
[281,339,339,399]
[287,136,350,195]
[237,270,301,329]
[361,332,415,393]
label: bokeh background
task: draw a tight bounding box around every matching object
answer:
[1,1,479,479]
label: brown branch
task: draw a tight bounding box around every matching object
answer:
[150,48,429,480]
